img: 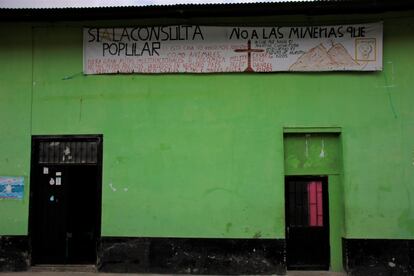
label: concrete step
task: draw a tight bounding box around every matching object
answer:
[29,265,97,272]
[1,270,348,276]
[287,271,347,276]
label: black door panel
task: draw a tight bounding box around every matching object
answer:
[30,136,102,265]
[285,176,330,270]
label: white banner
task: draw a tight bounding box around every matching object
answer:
[83,22,382,74]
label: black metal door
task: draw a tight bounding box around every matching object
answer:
[285,176,330,270]
[30,136,102,265]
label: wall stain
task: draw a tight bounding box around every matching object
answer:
[378,185,391,192]
[159,143,171,151]
[253,231,262,239]
[79,96,83,122]
[382,62,398,119]
[398,209,414,234]
[225,222,232,233]
[116,156,127,163]
[62,72,84,80]
[99,237,286,274]
[204,187,235,196]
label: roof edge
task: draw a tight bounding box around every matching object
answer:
[0,1,413,21]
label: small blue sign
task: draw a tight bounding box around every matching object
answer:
[0,177,24,199]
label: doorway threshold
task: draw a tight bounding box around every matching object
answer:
[30,265,97,273]
[287,271,346,276]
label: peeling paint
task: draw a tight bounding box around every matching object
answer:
[109,182,117,192]
[319,139,325,158]
[0,236,29,271]
[98,237,286,274]
[345,239,413,275]
[305,134,310,158]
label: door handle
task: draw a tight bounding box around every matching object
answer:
[65,232,72,260]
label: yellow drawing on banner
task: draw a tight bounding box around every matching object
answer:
[355,38,376,62]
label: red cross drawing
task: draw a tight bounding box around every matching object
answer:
[234,40,264,72]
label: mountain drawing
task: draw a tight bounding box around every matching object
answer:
[289,43,360,71]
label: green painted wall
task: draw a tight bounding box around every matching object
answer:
[1,12,414,245]
[0,24,33,235]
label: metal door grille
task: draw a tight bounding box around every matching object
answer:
[288,181,309,227]
[38,140,98,164]
[288,180,324,227]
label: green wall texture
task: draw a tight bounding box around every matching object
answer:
[0,24,33,235]
[1,12,414,247]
